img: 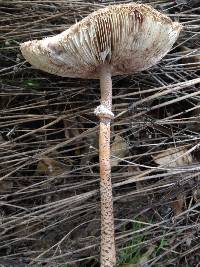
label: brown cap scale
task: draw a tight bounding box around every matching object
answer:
[20,4,181,267]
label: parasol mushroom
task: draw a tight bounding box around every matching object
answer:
[20,4,182,267]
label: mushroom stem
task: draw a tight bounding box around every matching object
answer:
[98,64,116,267]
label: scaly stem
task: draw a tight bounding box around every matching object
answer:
[97,64,116,267]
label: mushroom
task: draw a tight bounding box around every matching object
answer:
[20,3,181,267]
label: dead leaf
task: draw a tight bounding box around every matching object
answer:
[193,188,200,203]
[118,245,156,267]
[111,135,129,167]
[152,147,193,168]
[63,117,83,139]
[128,165,141,173]
[128,165,143,190]
[187,101,200,132]
[0,180,13,193]
[138,244,156,266]
[80,131,98,166]
[36,157,71,176]
[184,231,193,247]
[171,193,185,216]
[180,46,200,69]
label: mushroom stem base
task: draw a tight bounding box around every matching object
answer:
[98,64,116,267]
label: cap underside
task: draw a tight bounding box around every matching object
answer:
[20,3,182,79]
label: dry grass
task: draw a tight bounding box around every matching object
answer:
[0,0,200,266]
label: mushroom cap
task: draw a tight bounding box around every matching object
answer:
[20,4,182,79]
